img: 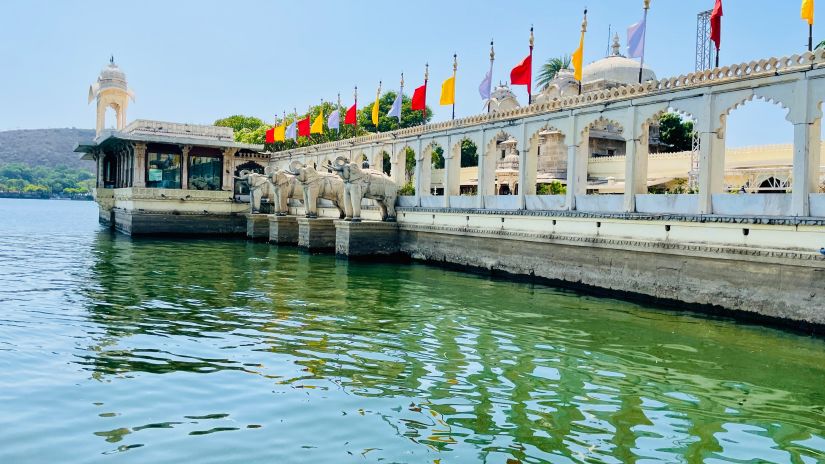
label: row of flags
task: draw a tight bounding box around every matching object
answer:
[266,0,817,144]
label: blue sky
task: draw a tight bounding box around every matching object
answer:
[0,0,815,146]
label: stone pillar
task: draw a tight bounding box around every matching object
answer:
[475,131,486,208]
[523,140,538,197]
[413,141,424,205]
[96,104,106,136]
[565,126,587,210]
[115,153,122,188]
[390,148,406,186]
[222,148,238,191]
[791,118,821,216]
[789,78,821,217]
[181,145,191,190]
[96,153,105,188]
[623,121,649,213]
[696,93,727,214]
[444,137,460,207]
[417,142,432,201]
[133,143,146,188]
[697,130,725,214]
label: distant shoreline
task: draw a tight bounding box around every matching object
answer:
[0,192,93,201]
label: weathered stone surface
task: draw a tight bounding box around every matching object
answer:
[113,209,246,236]
[335,220,400,258]
[297,217,336,252]
[269,215,299,245]
[245,213,270,240]
[399,225,825,326]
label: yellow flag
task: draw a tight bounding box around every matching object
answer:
[802,0,815,25]
[311,109,323,134]
[371,98,380,125]
[273,124,285,142]
[440,76,455,106]
[572,33,585,81]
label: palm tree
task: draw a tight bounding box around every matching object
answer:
[816,39,825,50]
[536,55,572,90]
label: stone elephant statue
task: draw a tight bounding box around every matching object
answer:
[235,170,272,213]
[288,161,346,219]
[331,156,398,222]
[267,168,304,216]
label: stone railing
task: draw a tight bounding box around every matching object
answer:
[270,51,825,160]
[123,119,235,142]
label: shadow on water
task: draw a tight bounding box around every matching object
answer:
[69,227,825,463]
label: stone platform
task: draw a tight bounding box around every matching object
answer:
[245,214,270,240]
[297,217,336,252]
[269,215,299,245]
[335,220,400,258]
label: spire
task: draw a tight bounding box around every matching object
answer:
[611,33,621,56]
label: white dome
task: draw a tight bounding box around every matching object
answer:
[582,55,656,85]
[582,34,656,85]
[98,60,127,91]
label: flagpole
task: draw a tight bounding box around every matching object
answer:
[810,23,814,52]
[336,93,341,141]
[638,0,650,84]
[423,63,429,122]
[374,81,382,134]
[528,27,534,105]
[354,85,358,136]
[399,72,404,123]
[452,53,457,120]
[579,9,588,96]
[293,107,297,147]
[487,41,495,113]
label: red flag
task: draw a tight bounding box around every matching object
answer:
[344,104,357,125]
[710,0,723,50]
[297,116,311,137]
[510,54,533,95]
[411,84,427,112]
[265,127,275,144]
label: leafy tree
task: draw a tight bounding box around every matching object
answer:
[382,151,391,175]
[214,115,266,133]
[536,180,566,195]
[537,55,572,90]
[0,163,94,195]
[658,113,695,152]
[431,145,445,169]
[404,147,416,183]
[460,139,478,167]
[217,94,432,155]
[23,184,49,193]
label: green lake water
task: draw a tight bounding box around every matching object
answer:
[0,198,823,463]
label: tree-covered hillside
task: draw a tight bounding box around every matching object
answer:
[0,128,96,196]
[0,128,95,170]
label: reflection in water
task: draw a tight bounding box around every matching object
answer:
[0,199,824,463]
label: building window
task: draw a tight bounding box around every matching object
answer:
[146,152,181,189]
[189,155,222,190]
[607,149,616,156]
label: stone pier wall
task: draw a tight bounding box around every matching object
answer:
[396,223,825,327]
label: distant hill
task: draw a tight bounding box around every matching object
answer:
[0,128,96,170]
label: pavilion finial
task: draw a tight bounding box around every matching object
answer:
[110,54,114,64]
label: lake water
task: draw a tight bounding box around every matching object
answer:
[0,198,823,463]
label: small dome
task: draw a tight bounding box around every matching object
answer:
[582,34,656,85]
[98,58,127,91]
[489,83,521,113]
